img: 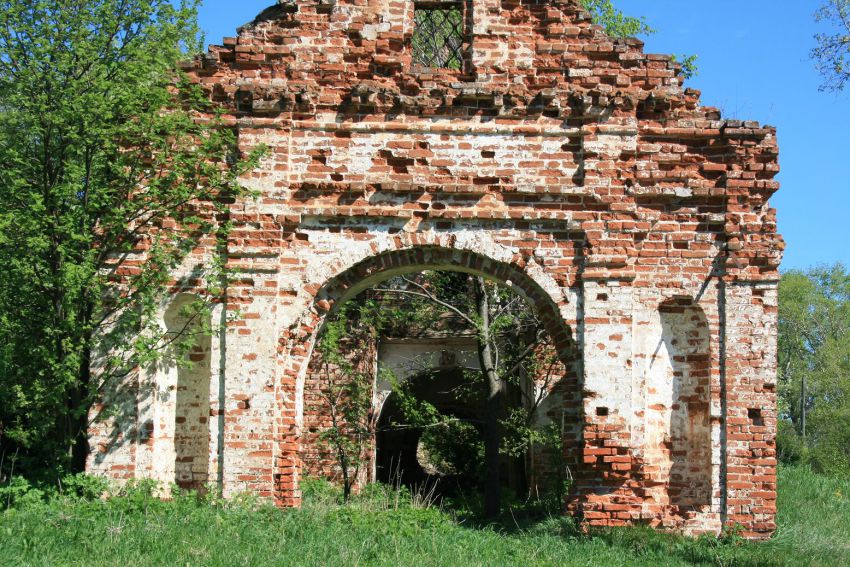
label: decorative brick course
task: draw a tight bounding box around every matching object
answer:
[87,0,782,538]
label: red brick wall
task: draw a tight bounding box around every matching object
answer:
[88,0,782,539]
[301,335,377,485]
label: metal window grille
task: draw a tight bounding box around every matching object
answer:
[413,3,466,70]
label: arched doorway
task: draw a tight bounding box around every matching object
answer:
[285,245,583,508]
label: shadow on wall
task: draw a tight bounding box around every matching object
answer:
[656,297,712,511]
[164,295,212,491]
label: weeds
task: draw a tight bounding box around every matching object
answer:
[0,466,847,566]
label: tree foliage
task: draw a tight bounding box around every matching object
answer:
[813,0,850,92]
[0,0,259,478]
[778,264,850,475]
[316,271,566,516]
[581,0,697,79]
[580,0,653,38]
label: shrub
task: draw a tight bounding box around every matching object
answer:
[301,477,342,506]
[0,476,45,510]
[418,420,484,481]
[59,473,110,501]
[777,419,807,465]
[807,408,850,476]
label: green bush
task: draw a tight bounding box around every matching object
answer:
[776,419,808,465]
[419,420,484,481]
[59,473,110,501]
[0,476,45,510]
[301,477,342,506]
[353,481,398,506]
[1,473,114,510]
[777,414,850,477]
[806,408,850,476]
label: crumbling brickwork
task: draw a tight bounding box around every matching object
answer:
[87,0,782,538]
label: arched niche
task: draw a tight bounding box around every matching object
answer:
[645,296,712,512]
[163,293,213,491]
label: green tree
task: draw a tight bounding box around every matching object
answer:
[813,0,850,91]
[314,301,386,502]
[0,0,259,478]
[580,0,653,38]
[372,272,559,517]
[778,265,850,475]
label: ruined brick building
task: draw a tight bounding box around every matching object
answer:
[87,0,783,538]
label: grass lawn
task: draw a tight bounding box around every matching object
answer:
[1,465,848,566]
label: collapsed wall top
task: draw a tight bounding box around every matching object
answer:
[188,0,715,124]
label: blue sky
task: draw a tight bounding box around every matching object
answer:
[197,1,850,272]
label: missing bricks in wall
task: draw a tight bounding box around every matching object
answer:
[235,88,253,113]
[139,420,154,445]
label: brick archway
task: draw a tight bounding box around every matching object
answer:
[275,242,584,509]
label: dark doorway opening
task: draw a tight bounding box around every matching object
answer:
[375,367,526,499]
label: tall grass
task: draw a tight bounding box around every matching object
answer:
[0,466,847,566]
[772,465,850,563]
